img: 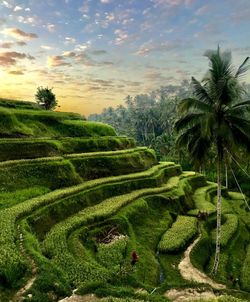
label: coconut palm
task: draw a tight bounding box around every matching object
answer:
[174,47,250,275]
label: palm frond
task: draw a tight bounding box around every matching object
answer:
[178,97,212,113]
[191,77,213,104]
[229,100,250,113]
[235,57,250,78]
[174,112,204,132]
[176,124,200,148]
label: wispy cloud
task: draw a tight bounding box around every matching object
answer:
[47,24,56,32]
[114,29,129,45]
[135,41,185,56]
[2,28,38,40]
[13,5,23,12]
[8,69,24,75]
[195,5,209,15]
[41,45,53,50]
[47,55,71,67]
[0,51,35,66]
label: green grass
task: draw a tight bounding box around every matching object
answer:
[41,176,180,286]
[211,214,238,247]
[0,148,156,201]
[190,222,211,271]
[158,216,198,252]
[0,159,82,193]
[0,98,41,110]
[192,184,217,214]
[0,106,116,138]
[0,187,51,209]
[0,136,136,161]
[0,163,179,287]
[241,243,250,291]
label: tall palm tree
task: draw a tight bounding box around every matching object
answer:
[174,47,250,275]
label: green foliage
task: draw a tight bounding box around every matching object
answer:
[0,163,178,287]
[175,48,250,167]
[158,216,197,252]
[0,148,157,200]
[35,86,58,110]
[190,222,212,271]
[0,107,115,138]
[0,159,81,193]
[0,186,50,209]
[192,184,217,214]
[0,136,135,161]
[211,214,238,247]
[89,82,191,159]
[42,171,181,286]
[97,236,128,268]
[241,244,250,291]
[0,98,40,110]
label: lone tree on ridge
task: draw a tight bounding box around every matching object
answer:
[174,47,250,275]
[35,86,58,110]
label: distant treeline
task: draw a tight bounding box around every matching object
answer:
[89,81,250,196]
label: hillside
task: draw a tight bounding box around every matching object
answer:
[0,100,249,302]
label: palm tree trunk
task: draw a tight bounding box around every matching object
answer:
[225,163,228,188]
[212,153,222,275]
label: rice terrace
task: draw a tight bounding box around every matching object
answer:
[0,87,250,302]
[0,0,250,302]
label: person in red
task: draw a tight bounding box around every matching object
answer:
[131,251,139,266]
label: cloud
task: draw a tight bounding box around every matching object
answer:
[14,5,23,12]
[2,28,38,40]
[100,0,111,4]
[135,41,182,56]
[0,40,27,48]
[195,5,209,15]
[17,16,38,25]
[91,50,107,55]
[0,51,35,66]
[41,45,53,50]
[8,70,24,75]
[2,1,12,9]
[47,24,56,32]
[153,0,195,7]
[79,2,90,14]
[47,55,71,67]
[0,41,13,48]
[16,41,27,46]
[114,29,129,45]
[65,37,76,44]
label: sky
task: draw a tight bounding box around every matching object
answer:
[0,0,250,116]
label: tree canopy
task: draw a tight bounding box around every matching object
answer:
[174,47,250,274]
[35,87,58,111]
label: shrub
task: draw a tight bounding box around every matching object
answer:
[158,216,198,252]
[241,244,250,291]
[211,214,238,247]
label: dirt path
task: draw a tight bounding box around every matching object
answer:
[165,288,217,302]
[58,293,98,302]
[178,234,226,290]
[12,226,37,302]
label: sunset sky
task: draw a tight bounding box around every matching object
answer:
[0,0,250,116]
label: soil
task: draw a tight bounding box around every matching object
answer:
[58,293,98,302]
[178,235,226,290]
[165,288,217,302]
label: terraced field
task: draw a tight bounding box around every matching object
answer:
[0,101,249,302]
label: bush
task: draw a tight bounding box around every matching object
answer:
[211,214,238,247]
[158,216,198,252]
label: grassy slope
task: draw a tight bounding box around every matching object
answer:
[0,100,249,302]
[0,105,116,138]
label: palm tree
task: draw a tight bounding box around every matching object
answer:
[174,47,250,275]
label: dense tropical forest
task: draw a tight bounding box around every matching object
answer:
[89,68,250,197]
